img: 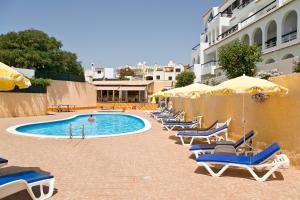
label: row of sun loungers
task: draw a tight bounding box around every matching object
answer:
[0,158,55,199]
[148,107,290,182]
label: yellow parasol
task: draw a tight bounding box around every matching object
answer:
[209,75,288,143]
[0,62,31,91]
[177,83,213,98]
[163,87,183,97]
[210,75,288,96]
[150,91,165,103]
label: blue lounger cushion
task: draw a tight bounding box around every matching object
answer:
[163,121,195,125]
[190,130,255,151]
[196,143,280,165]
[177,124,227,137]
[0,171,54,185]
[0,158,8,164]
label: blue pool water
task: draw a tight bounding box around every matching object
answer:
[15,114,147,137]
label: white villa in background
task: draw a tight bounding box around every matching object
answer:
[192,0,300,84]
[116,61,186,81]
[85,63,116,83]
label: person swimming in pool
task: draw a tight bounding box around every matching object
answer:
[88,114,95,122]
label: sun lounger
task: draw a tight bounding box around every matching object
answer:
[0,158,8,167]
[155,111,185,123]
[176,124,228,146]
[196,143,289,181]
[177,120,219,132]
[0,170,55,200]
[162,116,202,131]
[190,130,255,158]
[151,108,174,117]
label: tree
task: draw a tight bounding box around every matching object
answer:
[175,71,195,88]
[119,67,135,78]
[0,29,83,75]
[218,40,262,79]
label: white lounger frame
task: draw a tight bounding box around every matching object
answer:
[197,154,289,182]
[0,177,55,200]
[176,118,231,146]
[163,116,202,131]
[156,111,185,123]
[177,127,228,146]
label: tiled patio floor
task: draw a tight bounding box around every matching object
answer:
[0,110,300,199]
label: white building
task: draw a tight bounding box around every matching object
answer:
[117,61,186,81]
[192,0,300,83]
[85,64,116,83]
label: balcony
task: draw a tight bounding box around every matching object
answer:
[201,60,217,75]
[282,30,297,43]
[218,25,238,40]
[265,37,277,49]
[237,0,255,10]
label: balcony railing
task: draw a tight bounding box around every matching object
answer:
[237,0,255,10]
[201,60,218,75]
[214,0,277,43]
[282,30,297,43]
[217,24,238,40]
[265,37,277,49]
[192,43,200,50]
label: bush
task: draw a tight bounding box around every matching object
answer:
[30,78,50,87]
[293,58,300,73]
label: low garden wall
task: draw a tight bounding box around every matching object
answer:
[0,92,48,117]
[171,73,300,167]
[47,80,97,109]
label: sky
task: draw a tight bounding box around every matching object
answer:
[0,0,223,69]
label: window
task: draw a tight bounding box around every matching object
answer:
[156,75,160,80]
[168,76,173,80]
[97,71,102,74]
[175,68,181,72]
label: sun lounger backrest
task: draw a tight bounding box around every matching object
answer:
[211,124,227,134]
[233,130,255,148]
[251,143,280,165]
[206,120,219,130]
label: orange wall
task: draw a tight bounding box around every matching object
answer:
[0,92,47,117]
[171,73,300,167]
[47,80,97,108]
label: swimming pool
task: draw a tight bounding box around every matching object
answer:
[7,114,151,138]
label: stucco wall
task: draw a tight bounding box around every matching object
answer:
[47,80,97,108]
[171,73,300,166]
[0,92,47,117]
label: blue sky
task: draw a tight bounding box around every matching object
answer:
[0,0,223,68]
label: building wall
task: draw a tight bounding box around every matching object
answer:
[0,92,47,117]
[152,81,175,93]
[194,0,300,82]
[47,80,97,108]
[171,73,300,167]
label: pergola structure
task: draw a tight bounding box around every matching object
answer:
[94,81,152,103]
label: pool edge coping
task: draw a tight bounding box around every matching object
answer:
[6,113,152,139]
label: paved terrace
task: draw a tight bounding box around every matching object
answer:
[0,110,300,199]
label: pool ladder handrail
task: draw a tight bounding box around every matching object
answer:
[69,124,73,139]
[69,124,85,139]
[81,124,85,139]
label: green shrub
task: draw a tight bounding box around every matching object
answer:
[30,78,50,87]
[293,59,300,73]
